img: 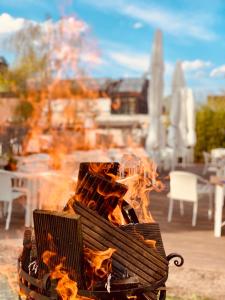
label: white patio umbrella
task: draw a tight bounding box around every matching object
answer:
[168,61,186,149]
[168,61,196,167]
[167,61,187,167]
[145,29,164,163]
[185,88,196,163]
[186,88,196,147]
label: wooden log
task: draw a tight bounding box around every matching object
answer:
[67,162,139,225]
[77,162,120,184]
[33,210,85,288]
[69,171,128,220]
[73,202,168,288]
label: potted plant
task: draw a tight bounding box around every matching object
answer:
[4,155,18,171]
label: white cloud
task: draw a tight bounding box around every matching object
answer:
[81,0,217,41]
[182,59,212,71]
[210,65,225,77]
[105,44,173,78]
[107,50,149,72]
[0,13,89,37]
[133,22,143,29]
[0,13,25,34]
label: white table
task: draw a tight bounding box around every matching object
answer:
[211,176,225,237]
[214,184,225,237]
[13,170,66,227]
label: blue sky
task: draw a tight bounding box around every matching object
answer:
[0,0,225,100]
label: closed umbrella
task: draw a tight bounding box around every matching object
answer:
[145,30,164,163]
[167,61,187,167]
[186,88,196,147]
[168,61,186,149]
[185,87,196,164]
[168,61,196,167]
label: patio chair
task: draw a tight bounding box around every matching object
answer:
[0,170,30,230]
[202,151,218,175]
[211,148,225,160]
[167,171,213,226]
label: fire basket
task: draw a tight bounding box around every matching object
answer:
[18,162,184,300]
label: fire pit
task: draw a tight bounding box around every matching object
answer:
[18,161,184,300]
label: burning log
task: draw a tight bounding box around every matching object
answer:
[77,162,120,183]
[71,171,128,221]
[73,201,168,285]
[33,210,85,288]
[18,160,184,300]
[67,162,139,224]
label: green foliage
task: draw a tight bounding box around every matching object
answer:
[14,100,34,122]
[4,21,48,95]
[195,105,225,161]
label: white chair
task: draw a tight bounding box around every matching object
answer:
[203,151,218,175]
[167,171,213,226]
[0,170,30,230]
[211,148,225,160]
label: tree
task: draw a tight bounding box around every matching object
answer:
[195,105,225,161]
[3,17,94,125]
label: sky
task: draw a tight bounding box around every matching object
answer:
[0,0,225,101]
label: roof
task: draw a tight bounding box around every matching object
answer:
[11,76,149,98]
[0,56,8,66]
[71,78,111,92]
[109,77,148,95]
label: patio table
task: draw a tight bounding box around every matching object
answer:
[12,170,65,226]
[210,176,225,237]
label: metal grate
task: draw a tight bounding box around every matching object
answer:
[33,210,85,288]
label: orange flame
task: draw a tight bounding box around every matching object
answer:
[42,250,92,300]
[51,263,79,300]
[84,247,116,289]
[88,162,118,181]
[108,203,126,226]
[118,154,164,223]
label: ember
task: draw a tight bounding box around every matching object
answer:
[18,161,184,300]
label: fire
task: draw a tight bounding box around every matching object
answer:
[144,239,156,248]
[42,250,92,300]
[84,247,116,289]
[88,162,119,181]
[108,202,126,225]
[42,249,56,266]
[118,154,164,223]
[51,263,79,300]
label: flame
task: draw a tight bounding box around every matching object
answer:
[111,98,121,111]
[51,263,78,300]
[42,249,56,266]
[118,154,164,223]
[84,247,116,289]
[144,239,156,248]
[108,203,126,225]
[42,250,92,300]
[88,162,118,181]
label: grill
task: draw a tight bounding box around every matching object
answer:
[18,162,184,300]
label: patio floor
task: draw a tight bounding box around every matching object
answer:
[0,163,224,300]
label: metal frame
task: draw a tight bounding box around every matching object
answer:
[18,253,184,300]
